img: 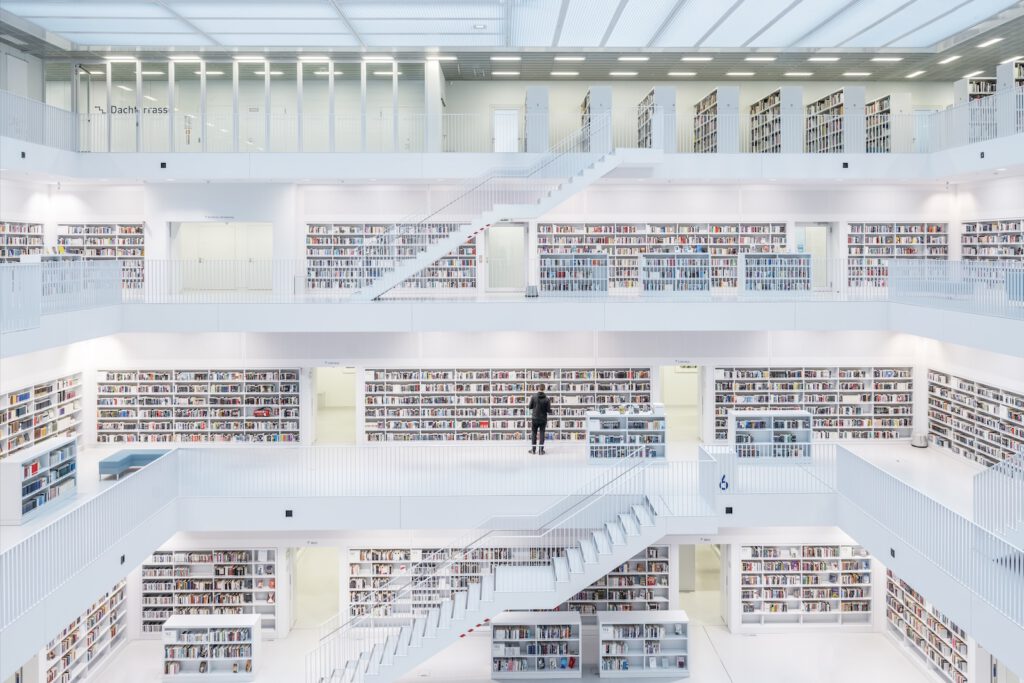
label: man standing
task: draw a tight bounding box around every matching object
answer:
[528,385,552,454]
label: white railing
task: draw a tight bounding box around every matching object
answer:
[974,452,1024,543]
[0,89,79,152]
[0,263,41,332]
[889,259,1024,321]
[700,443,837,495]
[40,260,122,314]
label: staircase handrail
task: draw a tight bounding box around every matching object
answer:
[974,450,1024,536]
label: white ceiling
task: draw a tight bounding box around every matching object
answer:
[1,0,1022,51]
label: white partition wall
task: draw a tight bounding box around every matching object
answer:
[525,86,550,153]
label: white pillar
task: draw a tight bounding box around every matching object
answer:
[524,86,549,152]
[424,60,444,153]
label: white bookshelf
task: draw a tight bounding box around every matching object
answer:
[1,372,82,460]
[847,222,949,286]
[693,87,738,154]
[37,579,128,683]
[162,614,260,680]
[0,434,76,525]
[727,410,812,458]
[953,77,998,142]
[491,612,582,678]
[95,369,300,445]
[0,221,44,261]
[805,87,865,153]
[926,369,1024,467]
[554,546,671,616]
[586,407,666,460]
[57,223,145,289]
[141,548,279,638]
[640,253,710,293]
[749,87,802,153]
[739,253,811,292]
[364,367,652,443]
[537,223,788,291]
[865,94,912,153]
[581,87,612,153]
[739,544,872,625]
[714,366,913,441]
[961,218,1024,261]
[886,569,970,683]
[597,611,689,677]
[539,253,609,294]
[996,60,1024,137]
[637,87,675,152]
[305,223,476,292]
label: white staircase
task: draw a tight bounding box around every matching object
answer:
[352,118,621,301]
[306,452,668,683]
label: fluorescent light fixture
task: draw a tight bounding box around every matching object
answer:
[668,71,696,76]
[490,56,521,61]
[871,57,903,62]
[361,55,393,61]
[682,56,713,61]
[977,38,1002,47]
[143,95,157,102]
[254,71,283,76]
[169,55,200,61]
[726,72,754,76]
[906,70,926,78]
[550,71,578,76]
[745,56,776,62]
[473,24,486,29]
[609,71,637,76]
[373,71,402,76]
[1001,55,1024,64]
[492,71,520,76]
[808,57,840,62]
[938,55,961,64]
[197,70,224,76]
[785,72,813,77]
[104,56,136,62]
[313,70,331,75]
[298,55,329,62]
[116,85,133,91]
[964,70,984,77]
[618,56,649,61]
[233,55,265,61]
[140,71,164,75]
[844,72,871,76]
[426,55,457,61]
[554,56,585,61]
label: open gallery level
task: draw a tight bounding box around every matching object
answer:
[1,2,1024,683]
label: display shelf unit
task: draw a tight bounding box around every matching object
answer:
[95,369,300,445]
[581,87,612,153]
[739,544,872,626]
[537,223,788,290]
[996,60,1024,136]
[847,222,949,286]
[0,434,76,525]
[597,611,689,677]
[636,87,675,152]
[961,219,1024,261]
[1,372,82,460]
[713,366,913,441]
[886,569,970,683]
[37,580,127,683]
[140,548,279,637]
[749,87,802,153]
[587,407,665,460]
[739,253,811,292]
[727,410,812,458]
[926,369,1024,466]
[0,221,44,261]
[554,546,670,617]
[865,94,912,153]
[804,87,865,153]
[693,87,739,154]
[491,612,582,678]
[364,367,652,443]
[640,253,710,293]
[162,614,259,680]
[539,254,609,294]
[57,223,145,288]
[305,223,476,291]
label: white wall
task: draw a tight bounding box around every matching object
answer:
[0,44,43,101]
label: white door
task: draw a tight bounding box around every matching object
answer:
[492,109,520,153]
[485,224,526,291]
[172,222,273,291]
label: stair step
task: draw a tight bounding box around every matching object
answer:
[438,599,453,629]
[366,643,383,674]
[424,607,439,638]
[619,512,641,537]
[395,625,411,656]
[467,582,482,611]
[566,547,584,574]
[381,634,397,667]
[482,574,496,602]
[342,659,357,683]
[553,555,570,582]
[410,615,426,647]
[632,503,655,527]
[593,529,612,555]
[579,538,598,564]
[605,520,626,546]
[453,591,468,620]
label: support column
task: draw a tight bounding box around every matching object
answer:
[524,86,549,152]
[424,60,444,153]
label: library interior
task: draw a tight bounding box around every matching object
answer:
[2,1,1024,682]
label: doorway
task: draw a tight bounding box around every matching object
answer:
[492,108,520,152]
[795,223,832,290]
[292,547,341,629]
[485,223,527,292]
[678,543,724,626]
[171,221,274,291]
[659,365,701,443]
[314,366,357,444]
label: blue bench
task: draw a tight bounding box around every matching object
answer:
[98,449,170,480]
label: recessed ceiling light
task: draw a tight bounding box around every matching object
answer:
[550,71,578,76]
[313,70,331,76]
[726,72,754,76]
[555,56,586,62]
[169,55,200,61]
[609,71,637,76]
[427,56,457,61]
[938,55,961,64]
[785,72,813,77]
[808,57,839,62]
[996,167,1007,171]
[745,56,776,62]
[668,72,696,77]
[254,71,283,76]
[844,72,871,76]
[978,38,1003,48]
[492,71,520,76]
[682,56,713,62]
[1001,55,1024,64]
[473,24,486,29]
[104,56,135,62]
[143,95,157,102]
[361,55,393,62]
[491,56,521,61]
[373,71,402,76]
[197,70,224,76]
[871,57,903,62]
[233,55,265,61]
[618,56,649,62]
[116,85,133,92]
[140,71,164,76]
[906,70,925,78]
[298,55,328,62]
[964,70,984,78]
